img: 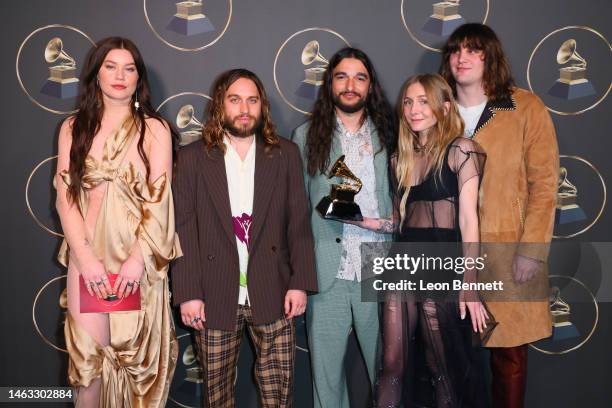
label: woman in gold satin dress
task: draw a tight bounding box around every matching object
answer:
[55,37,181,407]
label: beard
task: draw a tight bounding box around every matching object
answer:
[333,91,367,114]
[223,114,262,138]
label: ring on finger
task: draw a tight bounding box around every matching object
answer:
[126,281,134,288]
[191,316,201,325]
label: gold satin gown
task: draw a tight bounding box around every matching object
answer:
[57,116,182,407]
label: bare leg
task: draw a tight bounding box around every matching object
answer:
[66,263,110,408]
[375,293,418,408]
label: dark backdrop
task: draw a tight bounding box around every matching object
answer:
[1,1,610,407]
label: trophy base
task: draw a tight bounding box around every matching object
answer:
[548,80,596,100]
[179,130,202,146]
[422,15,465,37]
[167,15,215,36]
[295,81,321,99]
[551,322,580,341]
[40,79,79,99]
[316,197,364,221]
[555,205,587,225]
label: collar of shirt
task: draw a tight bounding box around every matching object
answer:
[223,135,256,166]
[335,115,373,139]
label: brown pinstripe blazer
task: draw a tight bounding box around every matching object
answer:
[170,136,318,331]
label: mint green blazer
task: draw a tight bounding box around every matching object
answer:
[291,121,393,293]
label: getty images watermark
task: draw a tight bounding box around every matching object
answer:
[359,242,562,303]
[370,252,504,292]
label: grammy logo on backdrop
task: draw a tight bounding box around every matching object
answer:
[548,39,596,100]
[176,104,203,146]
[167,0,215,36]
[317,155,364,221]
[549,286,580,341]
[295,40,329,99]
[555,167,587,225]
[40,37,79,99]
[422,1,465,37]
[177,343,204,397]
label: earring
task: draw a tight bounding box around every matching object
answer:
[134,91,140,110]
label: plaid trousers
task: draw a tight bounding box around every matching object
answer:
[196,305,296,407]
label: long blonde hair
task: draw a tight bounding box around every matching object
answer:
[395,73,465,227]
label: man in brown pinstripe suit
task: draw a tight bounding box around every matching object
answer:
[171,69,318,407]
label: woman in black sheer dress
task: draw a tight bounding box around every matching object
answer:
[360,74,489,407]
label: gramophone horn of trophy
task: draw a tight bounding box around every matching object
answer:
[176,104,203,146]
[41,37,79,99]
[301,40,329,86]
[45,37,76,68]
[316,155,364,221]
[549,286,580,341]
[557,39,587,71]
[182,344,204,384]
[423,0,465,37]
[555,166,586,225]
[548,38,596,99]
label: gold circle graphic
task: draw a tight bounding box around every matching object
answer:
[273,27,350,115]
[156,91,212,112]
[25,155,63,237]
[143,0,232,52]
[32,274,68,353]
[527,26,611,116]
[16,24,95,115]
[553,155,606,239]
[400,0,489,53]
[530,275,599,355]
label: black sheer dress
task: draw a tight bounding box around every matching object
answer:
[376,137,487,408]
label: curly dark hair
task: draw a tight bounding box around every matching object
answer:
[202,68,279,154]
[439,23,515,102]
[305,47,396,176]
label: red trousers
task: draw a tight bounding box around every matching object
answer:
[490,345,528,408]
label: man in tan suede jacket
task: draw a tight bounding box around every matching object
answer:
[440,24,559,408]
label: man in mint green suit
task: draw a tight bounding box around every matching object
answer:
[291,47,396,407]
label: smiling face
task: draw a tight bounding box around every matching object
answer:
[449,44,485,88]
[97,48,139,105]
[222,77,262,138]
[403,82,439,134]
[331,57,371,114]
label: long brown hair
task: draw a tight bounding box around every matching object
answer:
[67,37,172,204]
[305,47,396,176]
[202,68,279,153]
[395,74,464,227]
[439,23,515,102]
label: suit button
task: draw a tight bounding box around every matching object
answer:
[271,246,277,252]
[207,254,215,261]
[336,238,341,243]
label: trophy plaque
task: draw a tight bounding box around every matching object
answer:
[176,104,203,146]
[548,39,596,100]
[40,37,79,99]
[422,1,465,37]
[295,40,329,99]
[549,286,580,341]
[555,167,587,225]
[316,155,364,221]
[167,1,215,36]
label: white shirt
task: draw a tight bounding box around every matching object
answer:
[458,101,487,139]
[335,116,385,282]
[223,136,256,305]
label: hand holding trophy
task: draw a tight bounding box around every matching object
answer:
[316,155,364,221]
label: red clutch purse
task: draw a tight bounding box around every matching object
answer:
[79,274,141,313]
